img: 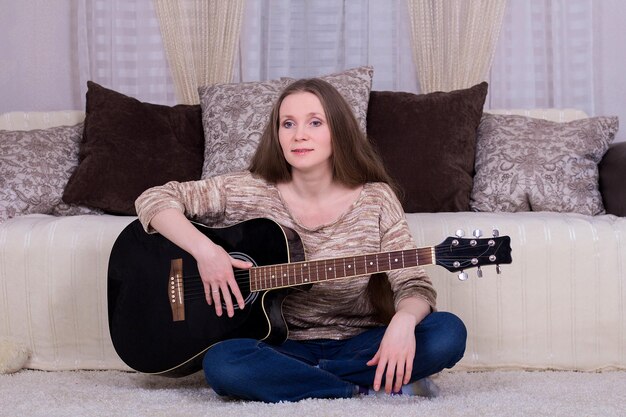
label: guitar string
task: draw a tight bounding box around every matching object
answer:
[174,245,498,287]
[171,243,502,301]
[174,243,497,289]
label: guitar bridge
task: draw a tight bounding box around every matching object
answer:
[169,259,185,321]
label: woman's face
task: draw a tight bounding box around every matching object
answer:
[278,91,333,175]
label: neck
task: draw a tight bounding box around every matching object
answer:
[249,246,435,292]
[288,170,336,200]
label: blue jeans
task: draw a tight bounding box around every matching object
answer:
[203,311,466,403]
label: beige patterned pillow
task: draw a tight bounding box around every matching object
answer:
[0,124,100,223]
[198,66,374,179]
[470,114,619,215]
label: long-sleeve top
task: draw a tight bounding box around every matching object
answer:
[135,171,436,341]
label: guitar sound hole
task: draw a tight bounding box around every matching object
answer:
[227,252,259,310]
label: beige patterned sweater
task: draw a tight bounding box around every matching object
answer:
[135,171,436,341]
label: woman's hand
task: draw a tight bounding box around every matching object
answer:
[147,208,251,318]
[367,311,417,393]
[193,239,252,317]
[367,296,431,393]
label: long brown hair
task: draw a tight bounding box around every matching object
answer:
[249,78,397,324]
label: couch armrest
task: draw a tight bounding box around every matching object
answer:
[599,142,626,216]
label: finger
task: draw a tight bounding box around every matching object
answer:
[385,361,397,394]
[230,259,250,309]
[366,350,380,366]
[211,288,223,316]
[202,282,213,306]
[373,360,386,392]
[394,362,405,393]
[404,359,413,385]
[227,277,246,310]
[221,285,236,318]
[231,258,253,269]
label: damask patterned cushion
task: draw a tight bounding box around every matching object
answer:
[0,124,99,223]
[62,82,205,215]
[470,114,619,215]
[198,66,374,179]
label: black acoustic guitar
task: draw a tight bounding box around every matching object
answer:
[107,218,512,377]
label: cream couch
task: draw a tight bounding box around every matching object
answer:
[1,109,625,373]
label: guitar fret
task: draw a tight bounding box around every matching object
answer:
[316,260,323,282]
[355,255,365,276]
[262,266,266,289]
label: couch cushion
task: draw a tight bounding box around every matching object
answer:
[0,214,134,371]
[0,124,99,223]
[62,82,205,215]
[0,111,85,131]
[366,82,488,213]
[405,210,626,371]
[198,66,374,179]
[471,114,619,215]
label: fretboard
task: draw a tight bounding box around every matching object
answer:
[249,247,435,292]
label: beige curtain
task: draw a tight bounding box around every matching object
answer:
[407,0,506,93]
[154,0,244,104]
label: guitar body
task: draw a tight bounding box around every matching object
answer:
[107,218,305,377]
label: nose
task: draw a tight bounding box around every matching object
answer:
[294,123,308,141]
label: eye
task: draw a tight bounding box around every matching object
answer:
[282,120,295,129]
[310,119,322,127]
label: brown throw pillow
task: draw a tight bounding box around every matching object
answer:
[367,82,488,212]
[62,82,205,215]
[598,142,626,216]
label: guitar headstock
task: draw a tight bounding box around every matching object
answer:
[434,230,512,280]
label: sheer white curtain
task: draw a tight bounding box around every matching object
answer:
[406,0,506,93]
[487,0,626,141]
[487,0,594,112]
[153,0,245,104]
[235,0,418,92]
[76,0,176,106]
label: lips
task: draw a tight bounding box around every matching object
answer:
[291,148,313,155]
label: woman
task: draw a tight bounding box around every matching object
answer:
[135,78,466,402]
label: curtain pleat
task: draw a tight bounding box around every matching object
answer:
[153,0,244,104]
[407,0,507,93]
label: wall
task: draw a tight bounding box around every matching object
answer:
[0,0,79,112]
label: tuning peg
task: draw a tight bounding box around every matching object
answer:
[496,265,502,274]
[473,229,483,238]
[477,266,483,278]
[492,229,500,237]
[455,229,465,238]
[458,271,469,281]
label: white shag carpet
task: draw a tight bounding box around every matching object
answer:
[1,369,624,417]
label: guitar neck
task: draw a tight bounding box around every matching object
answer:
[249,246,435,292]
